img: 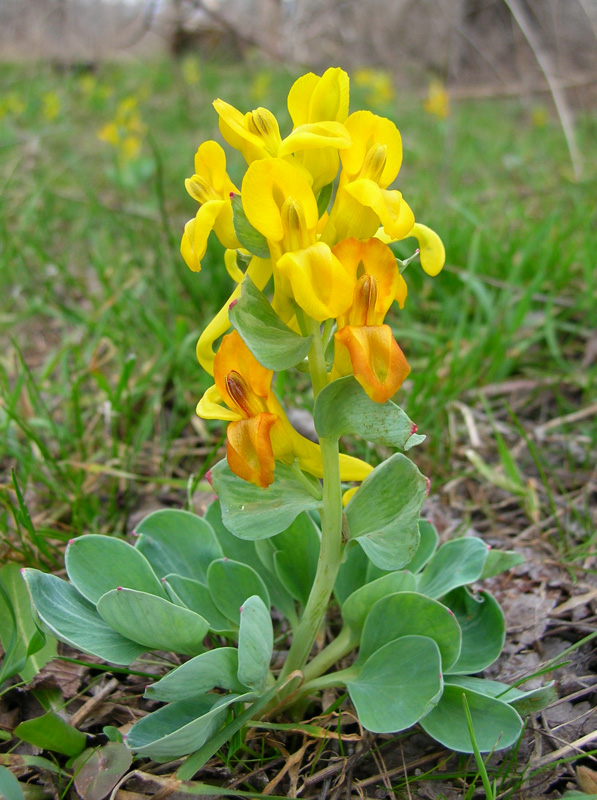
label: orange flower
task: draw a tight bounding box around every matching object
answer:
[332,238,410,403]
[198,331,372,487]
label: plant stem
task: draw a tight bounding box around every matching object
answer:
[301,626,356,683]
[277,434,343,681]
[277,318,344,682]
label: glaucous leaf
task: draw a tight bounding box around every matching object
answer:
[162,574,234,633]
[420,684,523,752]
[404,519,439,574]
[358,591,461,671]
[347,636,443,733]
[314,376,424,450]
[334,543,369,606]
[205,501,298,626]
[0,564,56,682]
[480,549,525,580]
[65,535,167,604]
[0,766,25,800]
[268,512,320,606]
[97,588,209,656]
[445,676,557,715]
[342,571,416,635]
[442,588,505,674]
[125,693,255,761]
[230,276,313,370]
[134,509,222,582]
[416,537,489,599]
[209,459,322,540]
[22,570,147,665]
[146,648,247,702]
[237,595,273,692]
[206,559,270,625]
[344,454,427,570]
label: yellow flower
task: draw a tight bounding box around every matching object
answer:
[376,222,446,277]
[242,158,356,323]
[331,238,410,403]
[181,141,241,272]
[423,80,450,119]
[181,56,201,86]
[42,92,60,121]
[198,331,372,487]
[322,111,414,245]
[286,67,351,192]
[213,70,351,192]
[354,68,395,107]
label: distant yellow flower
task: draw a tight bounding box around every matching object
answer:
[354,68,395,107]
[0,92,26,120]
[531,106,548,127]
[42,92,61,121]
[182,56,201,86]
[424,80,450,119]
[250,72,272,103]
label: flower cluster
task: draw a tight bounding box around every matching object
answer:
[182,67,445,488]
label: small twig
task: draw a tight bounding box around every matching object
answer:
[502,0,583,180]
[69,677,119,727]
[532,729,597,768]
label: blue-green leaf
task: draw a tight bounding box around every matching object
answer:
[206,559,270,625]
[0,564,56,683]
[420,684,523,752]
[480,549,525,579]
[162,574,234,633]
[210,459,322,540]
[342,571,416,635]
[358,591,462,671]
[267,513,320,606]
[97,589,209,656]
[443,588,505,674]
[22,570,146,665]
[125,692,256,761]
[416,537,489,598]
[346,636,443,733]
[134,509,222,581]
[314,376,424,449]
[146,648,247,702]
[345,454,427,570]
[65,535,167,604]
[0,766,25,800]
[237,595,273,692]
[205,501,298,625]
[230,276,312,370]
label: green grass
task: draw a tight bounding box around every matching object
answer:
[0,58,595,569]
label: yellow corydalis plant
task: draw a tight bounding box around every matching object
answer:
[181,67,445,488]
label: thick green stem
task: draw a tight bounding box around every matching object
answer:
[277,434,343,681]
[277,316,343,682]
[301,626,357,684]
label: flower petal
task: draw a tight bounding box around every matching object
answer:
[196,384,241,422]
[180,200,226,272]
[279,121,351,156]
[227,414,278,488]
[344,180,415,241]
[276,242,356,322]
[214,330,273,409]
[196,257,272,374]
[242,158,318,245]
[341,111,403,187]
[334,325,410,403]
[405,223,446,276]
[287,67,349,126]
